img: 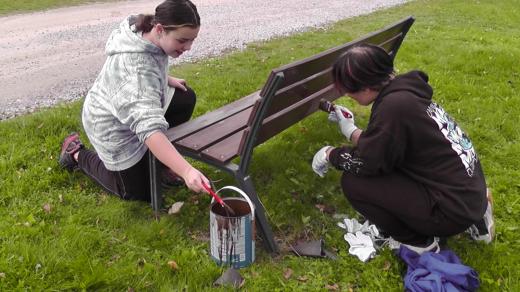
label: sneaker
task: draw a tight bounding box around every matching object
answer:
[467,188,494,244]
[387,237,440,255]
[59,132,84,172]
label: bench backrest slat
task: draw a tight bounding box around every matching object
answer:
[264,68,332,117]
[249,85,338,149]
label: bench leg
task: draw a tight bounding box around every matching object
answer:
[148,151,162,218]
[235,174,279,253]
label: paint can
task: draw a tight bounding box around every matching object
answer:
[209,186,255,268]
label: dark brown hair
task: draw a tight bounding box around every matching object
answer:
[135,0,200,33]
[332,44,394,94]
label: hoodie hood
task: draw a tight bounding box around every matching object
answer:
[105,15,164,56]
[379,70,433,101]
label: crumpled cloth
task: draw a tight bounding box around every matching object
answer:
[338,217,380,262]
[399,246,480,292]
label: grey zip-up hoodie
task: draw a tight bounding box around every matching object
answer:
[82,15,175,171]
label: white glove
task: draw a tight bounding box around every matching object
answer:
[344,231,376,262]
[330,105,358,141]
[337,218,365,233]
[312,146,332,177]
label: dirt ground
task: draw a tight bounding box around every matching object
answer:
[0,0,161,119]
[0,0,406,120]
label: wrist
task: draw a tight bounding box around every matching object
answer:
[324,146,334,161]
[177,164,193,180]
[344,124,359,141]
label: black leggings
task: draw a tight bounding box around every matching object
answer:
[341,171,469,245]
[77,87,196,202]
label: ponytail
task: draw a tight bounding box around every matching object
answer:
[134,14,155,33]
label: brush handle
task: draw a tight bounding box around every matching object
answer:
[319,100,352,118]
[202,181,225,206]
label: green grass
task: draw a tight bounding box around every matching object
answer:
[1,0,520,290]
[0,0,119,15]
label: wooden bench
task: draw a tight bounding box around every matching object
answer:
[148,16,415,253]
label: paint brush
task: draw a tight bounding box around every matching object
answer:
[202,181,236,216]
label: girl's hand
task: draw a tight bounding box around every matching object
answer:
[181,167,210,194]
[168,76,187,91]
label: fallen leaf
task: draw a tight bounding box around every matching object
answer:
[168,202,184,215]
[159,229,165,235]
[37,123,44,129]
[43,203,51,214]
[59,194,64,203]
[127,287,135,292]
[297,275,308,282]
[167,260,178,270]
[290,191,300,199]
[283,268,293,280]
[315,204,335,214]
[383,260,391,271]
[315,204,326,212]
[137,258,146,268]
[213,268,245,288]
[326,283,339,291]
[108,255,120,266]
[323,205,336,214]
[0,272,5,278]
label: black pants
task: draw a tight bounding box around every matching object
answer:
[341,171,469,245]
[77,87,196,202]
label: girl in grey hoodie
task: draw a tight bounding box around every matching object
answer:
[59,0,210,201]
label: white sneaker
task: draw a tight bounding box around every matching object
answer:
[385,237,440,255]
[401,237,440,254]
[467,188,494,244]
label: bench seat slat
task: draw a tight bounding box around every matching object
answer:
[201,130,245,163]
[166,91,260,142]
[175,107,252,151]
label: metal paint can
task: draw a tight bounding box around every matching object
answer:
[209,186,255,268]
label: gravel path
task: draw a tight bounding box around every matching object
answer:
[0,0,407,120]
